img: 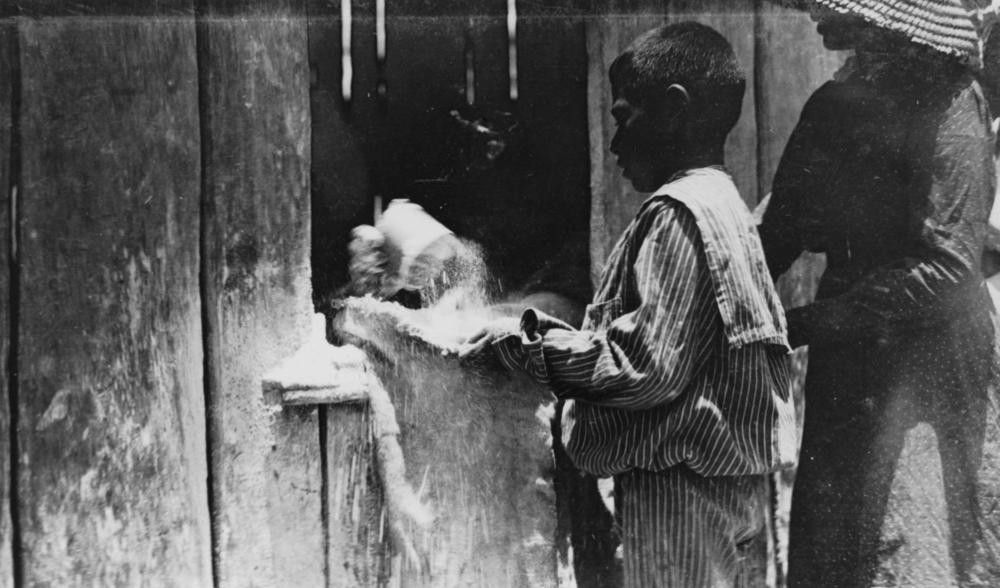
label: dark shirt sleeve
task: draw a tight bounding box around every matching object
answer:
[759,84,840,281]
[787,85,996,346]
[492,205,718,410]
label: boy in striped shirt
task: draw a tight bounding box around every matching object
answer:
[461,22,795,587]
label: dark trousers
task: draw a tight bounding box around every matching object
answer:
[787,335,1000,588]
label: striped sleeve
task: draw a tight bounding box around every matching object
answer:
[494,204,718,410]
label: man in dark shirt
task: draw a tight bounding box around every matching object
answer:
[759,3,1000,586]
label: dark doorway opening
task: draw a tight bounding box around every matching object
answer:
[308,1,592,309]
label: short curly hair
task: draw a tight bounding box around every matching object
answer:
[609,22,746,144]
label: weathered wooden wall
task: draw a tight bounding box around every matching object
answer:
[0,7,14,587]
[198,1,323,587]
[0,2,862,586]
[0,1,320,585]
[13,3,213,585]
[326,402,387,587]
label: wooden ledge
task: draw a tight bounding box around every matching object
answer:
[262,314,371,406]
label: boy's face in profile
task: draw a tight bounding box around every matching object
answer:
[609,82,680,193]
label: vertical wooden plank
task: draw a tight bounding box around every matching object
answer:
[16,7,213,586]
[325,403,388,588]
[198,2,324,586]
[0,8,14,588]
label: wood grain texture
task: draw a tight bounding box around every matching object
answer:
[198,3,324,586]
[15,14,212,586]
[0,14,13,588]
[325,402,389,588]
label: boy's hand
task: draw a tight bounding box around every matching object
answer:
[457,317,521,359]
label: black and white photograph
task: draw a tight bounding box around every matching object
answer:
[0,0,998,586]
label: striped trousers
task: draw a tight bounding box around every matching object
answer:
[615,467,769,587]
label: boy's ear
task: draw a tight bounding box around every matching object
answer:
[663,83,690,112]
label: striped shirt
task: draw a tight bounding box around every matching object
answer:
[495,168,797,477]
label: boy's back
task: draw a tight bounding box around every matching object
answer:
[560,167,795,478]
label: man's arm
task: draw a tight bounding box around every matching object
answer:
[759,84,839,280]
[494,204,718,410]
[787,87,996,346]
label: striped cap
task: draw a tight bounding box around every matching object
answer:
[813,0,998,67]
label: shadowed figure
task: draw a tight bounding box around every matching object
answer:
[759,3,1000,586]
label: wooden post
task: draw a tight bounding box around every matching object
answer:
[15,4,213,585]
[325,402,386,587]
[197,2,324,586]
[0,10,14,588]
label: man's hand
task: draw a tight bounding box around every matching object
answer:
[457,317,521,359]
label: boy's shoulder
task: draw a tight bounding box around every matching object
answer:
[635,194,684,220]
[630,196,695,243]
[647,167,748,224]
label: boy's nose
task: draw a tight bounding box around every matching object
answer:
[610,131,622,155]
